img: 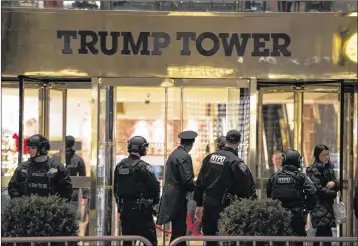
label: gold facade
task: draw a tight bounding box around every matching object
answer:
[1,8,357,79]
[1,8,358,240]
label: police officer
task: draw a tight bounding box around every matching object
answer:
[266,149,316,246]
[8,134,73,201]
[157,130,198,246]
[53,136,88,215]
[194,130,256,246]
[113,136,160,246]
[216,136,226,151]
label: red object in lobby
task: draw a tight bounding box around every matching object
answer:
[44,1,63,8]
[12,133,29,154]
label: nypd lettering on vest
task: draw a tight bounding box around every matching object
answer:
[277,176,293,184]
[210,155,226,165]
[118,168,130,175]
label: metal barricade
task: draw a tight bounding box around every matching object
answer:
[1,236,152,246]
[170,236,358,246]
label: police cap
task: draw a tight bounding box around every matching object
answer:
[178,130,198,141]
[226,130,241,143]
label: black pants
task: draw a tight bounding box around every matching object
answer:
[170,200,188,246]
[120,201,157,246]
[202,196,225,246]
[290,210,307,246]
[313,226,332,246]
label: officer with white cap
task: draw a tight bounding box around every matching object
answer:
[157,130,198,246]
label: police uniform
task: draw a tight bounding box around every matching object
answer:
[8,134,73,202]
[194,130,256,246]
[157,130,198,246]
[52,136,88,220]
[266,149,316,245]
[113,136,160,246]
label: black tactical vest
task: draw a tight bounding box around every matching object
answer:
[272,171,302,202]
[116,159,146,199]
[27,163,51,197]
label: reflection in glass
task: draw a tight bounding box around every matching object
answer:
[260,92,294,180]
[303,92,339,171]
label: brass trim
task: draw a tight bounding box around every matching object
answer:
[248,78,257,180]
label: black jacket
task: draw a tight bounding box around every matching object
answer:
[307,162,339,228]
[157,146,195,225]
[52,150,88,200]
[267,165,316,210]
[353,182,358,220]
[194,147,256,207]
[8,157,73,202]
[113,154,160,212]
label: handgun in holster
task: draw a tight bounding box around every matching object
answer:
[221,188,236,206]
[138,193,153,212]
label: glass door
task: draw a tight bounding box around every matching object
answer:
[1,76,92,238]
[97,77,254,244]
[256,80,357,237]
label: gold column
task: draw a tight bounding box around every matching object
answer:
[60,89,67,164]
[111,87,118,236]
[353,86,358,237]
[248,77,258,180]
[293,88,304,154]
[89,77,100,236]
[257,90,264,197]
[38,86,50,138]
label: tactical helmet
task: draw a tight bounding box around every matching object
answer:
[282,149,302,168]
[66,135,75,149]
[128,136,149,156]
[216,136,226,150]
[26,134,51,157]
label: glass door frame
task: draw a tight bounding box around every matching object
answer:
[95,77,257,241]
[256,79,349,236]
[1,75,92,211]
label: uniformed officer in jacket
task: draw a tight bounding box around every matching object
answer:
[113,136,160,246]
[194,130,256,246]
[267,149,316,246]
[52,136,88,219]
[8,134,73,202]
[157,130,198,246]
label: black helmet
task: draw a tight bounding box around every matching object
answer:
[26,134,50,156]
[216,136,226,150]
[66,135,75,149]
[282,149,302,168]
[128,136,149,156]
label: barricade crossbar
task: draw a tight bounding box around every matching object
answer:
[1,236,152,245]
[170,236,358,246]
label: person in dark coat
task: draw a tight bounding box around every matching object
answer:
[354,181,358,220]
[52,136,88,220]
[307,144,339,246]
[157,130,198,246]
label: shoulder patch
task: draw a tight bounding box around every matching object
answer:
[146,165,153,173]
[238,162,247,172]
[48,168,58,174]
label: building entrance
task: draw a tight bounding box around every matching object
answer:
[1,76,92,236]
[256,80,358,237]
[1,77,357,242]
